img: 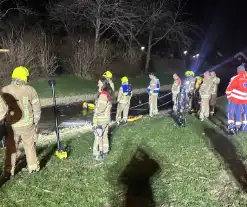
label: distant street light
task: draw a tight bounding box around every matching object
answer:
[192,55,196,59]
[183,50,187,55]
[0,49,9,53]
[196,53,199,58]
[141,46,145,51]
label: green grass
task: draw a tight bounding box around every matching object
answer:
[1,107,247,206]
[30,76,98,98]
[30,72,173,99]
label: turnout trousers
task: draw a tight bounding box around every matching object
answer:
[4,125,39,175]
[210,94,217,115]
[199,98,210,119]
[116,103,130,122]
[93,121,109,158]
[149,94,158,116]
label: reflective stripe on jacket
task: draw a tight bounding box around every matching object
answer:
[93,91,112,123]
[147,77,160,94]
[117,83,132,104]
[226,71,247,104]
[1,84,41,128]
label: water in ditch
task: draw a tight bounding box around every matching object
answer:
[39,91,173,134]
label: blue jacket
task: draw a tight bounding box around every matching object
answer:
[147,78,160,94]
[121,83,132,96]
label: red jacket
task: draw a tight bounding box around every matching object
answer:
[226,71,247,104]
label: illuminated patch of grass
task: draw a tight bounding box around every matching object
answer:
[1,113,247,206]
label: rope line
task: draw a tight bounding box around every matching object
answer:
[129,91,172,110]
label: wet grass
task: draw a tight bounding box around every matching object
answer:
[30,73,173,99]
[1,109,247,206]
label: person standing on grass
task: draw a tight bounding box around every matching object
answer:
[1,66,41,179]
[102,70,115,95]
[209,71,220,116]
[116,76,132,125]
[199,71,213,121]
[226,65,247,134]
[171,73,181,113]
[183,70,196,111]
[147,73,160,117]
[93,79,112,161]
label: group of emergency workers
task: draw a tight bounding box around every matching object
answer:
[0,63,245,179]
[0,66,161,176]
[171,70,220,121]
[92,71,160,160]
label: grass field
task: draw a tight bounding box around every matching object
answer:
[1,99,247,206]
[30,72,173,99]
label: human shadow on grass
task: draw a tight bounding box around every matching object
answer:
[108,147,165,207]
[204,127,247,192]
[108,123,118,151]
[208,107,228,133]
[0,93,23,187]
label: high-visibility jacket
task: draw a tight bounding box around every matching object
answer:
[147,77,160,94]
[199,77,213,99]
[1,83,41,128]
[172,78,181,94]
[117,83,132,104]
[226,71,247,104]
[93,91,112,124]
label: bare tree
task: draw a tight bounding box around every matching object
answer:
[136,0,196,73]
[0,0,34,20]
[68,37,111,78]
[49,0,139,53]
[0,27,58,85]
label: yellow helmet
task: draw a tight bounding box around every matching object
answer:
[185,70,194,77]
[102,71,112,79]
[12,66,29,83]
[121,76,128,84]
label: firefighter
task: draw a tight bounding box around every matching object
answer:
[226,65,247,134]
[191,76,203,114]
[199,71,213,121]
[102,71,115,92]
[1,66,41,177]
[210,71,220,116]
[171,73,181,112]
[116,76,132,124]
[93,79,112,160]
[183,70,196,111]
[147,73,160,117]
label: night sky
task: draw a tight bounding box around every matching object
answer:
[187,0,247,56]
[3,0,247,57]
